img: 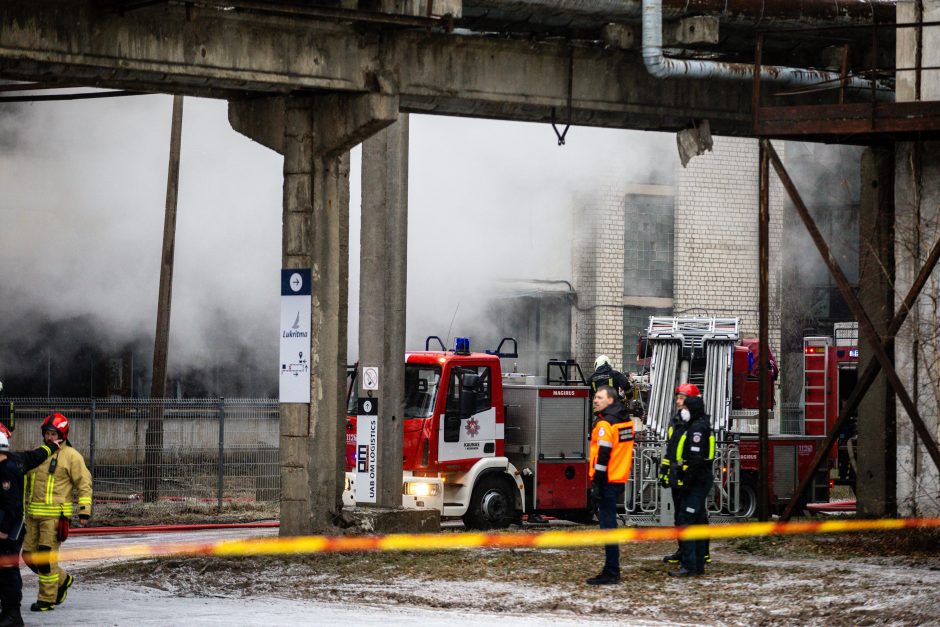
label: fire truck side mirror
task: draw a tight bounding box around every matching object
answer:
[459,374,480,417]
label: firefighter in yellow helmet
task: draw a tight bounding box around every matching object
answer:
[22,413,92,612]
[585,386,635,585]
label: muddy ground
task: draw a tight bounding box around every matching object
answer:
[81,528,940,626]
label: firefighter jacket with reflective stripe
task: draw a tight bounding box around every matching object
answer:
[659,411,687,487]
[589,403,635,483]
[589,365,631,403]
[26,444,92,519]
[11,443,58,529]
[674,415,715,486]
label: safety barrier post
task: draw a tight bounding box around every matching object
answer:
[89,397,96,480]
[217,397,225,512]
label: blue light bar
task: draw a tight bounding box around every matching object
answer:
[455,337,471,355]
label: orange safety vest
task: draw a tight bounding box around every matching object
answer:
[589,417,635,483]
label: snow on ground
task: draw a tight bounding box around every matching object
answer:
[15,526,940,626]
[19,581,672,627]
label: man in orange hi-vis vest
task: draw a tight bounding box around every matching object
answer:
[585,385,635,585]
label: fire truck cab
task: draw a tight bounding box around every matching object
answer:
[343,338,594,529]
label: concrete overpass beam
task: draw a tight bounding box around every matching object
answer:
[230,92,398,534]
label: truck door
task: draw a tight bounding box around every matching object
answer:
[438,364,498,462]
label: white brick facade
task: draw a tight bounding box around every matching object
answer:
[674,137,784,357]
[573,137,784,373]
[573,179,626,371]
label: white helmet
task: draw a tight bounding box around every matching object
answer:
[0,431,9,453]
[594,355,611,370]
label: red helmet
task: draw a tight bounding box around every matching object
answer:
[0,422,10,438]
[41,413,69,440]
[675,383,700,397]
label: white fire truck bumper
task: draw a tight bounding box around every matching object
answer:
[343,471,444,511]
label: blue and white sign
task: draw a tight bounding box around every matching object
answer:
[279,269,311,403]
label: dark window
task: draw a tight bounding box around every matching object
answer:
[445,365,492,415]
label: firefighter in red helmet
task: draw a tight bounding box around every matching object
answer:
[660,383,712,568]
[21,413,92,613]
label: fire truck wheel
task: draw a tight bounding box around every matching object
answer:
[463,474,519,530]
[738,480,758,519]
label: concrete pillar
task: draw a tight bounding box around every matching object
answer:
[278,98,351,534]
[893,0,940,518]
[358,115,409,508]
[229,92,398,534]
[856,146,897,518]
[894,140,940,517]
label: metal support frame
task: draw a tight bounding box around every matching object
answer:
[757,140,771,522]
[759,140,940,520]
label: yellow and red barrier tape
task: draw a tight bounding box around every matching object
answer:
[5,517,940,568]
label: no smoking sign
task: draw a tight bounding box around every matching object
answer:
[362,366,379,391]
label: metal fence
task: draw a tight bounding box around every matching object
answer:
[778,402,804,435]
[3,398,279,517]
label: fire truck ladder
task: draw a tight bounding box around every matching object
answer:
[803,337,831,436]
[646,339,681,439]
[704,340,735,437]
[646,317,740,439]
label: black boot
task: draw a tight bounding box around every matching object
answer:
[668,567,700,578]
[0,606,24,627]
[29,601,54,612]
[56,574,74,605]
[662,549,681,564]
[585,571,620,585]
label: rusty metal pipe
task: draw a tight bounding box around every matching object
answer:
[643,0,883,89]
[463,0,894,26]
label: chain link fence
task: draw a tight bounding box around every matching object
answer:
[3,398,279,522]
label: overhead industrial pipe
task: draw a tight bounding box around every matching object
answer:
[641,0,879,88]
[462,0,894,27]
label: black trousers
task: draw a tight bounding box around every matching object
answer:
[0,537,22,610]
[672,488,709,557]
[675,472,713,572]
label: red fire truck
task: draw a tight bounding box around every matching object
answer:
[343,338,595,529]
[736,330,860,510]
[631,318,860,521]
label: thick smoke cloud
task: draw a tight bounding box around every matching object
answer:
[0,95,674,397]
[377,116,675,359]
[0,95,282,396]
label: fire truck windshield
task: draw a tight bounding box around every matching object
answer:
[404,365,441,418]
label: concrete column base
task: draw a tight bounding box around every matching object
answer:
[337,507,441,534]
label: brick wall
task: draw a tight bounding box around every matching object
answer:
[674,137,785,357]
[573,180,627,371]
[574,137,784,374]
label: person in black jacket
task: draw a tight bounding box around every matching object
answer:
[0,425,59,627]
[0,431,25,627]
[588,356,632,404]
[668,395,715,577]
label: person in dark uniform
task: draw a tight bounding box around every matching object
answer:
[667,395,715,577]
[0,431,26,627]
[0,423,59,627]
[588,356,632,404]
[660,383,705,565]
